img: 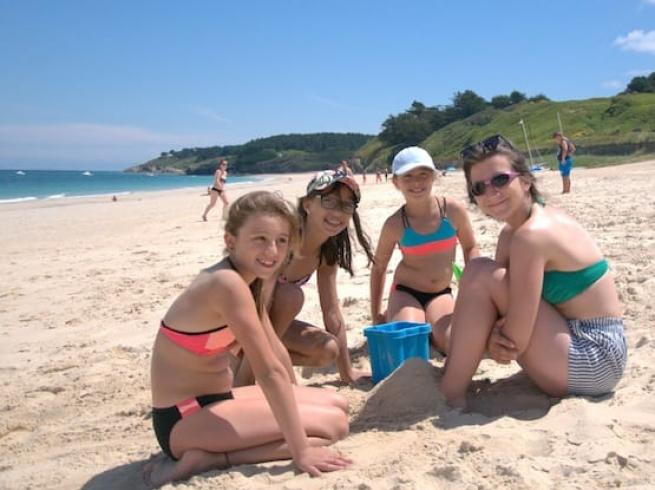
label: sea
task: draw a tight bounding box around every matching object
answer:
[0,169,260,204]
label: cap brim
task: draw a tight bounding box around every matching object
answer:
[393,162,436,175]
[338,176,361,202]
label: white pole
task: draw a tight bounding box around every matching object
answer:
[557,111,564,134]
[519,119,534,167]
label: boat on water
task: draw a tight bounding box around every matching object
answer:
[16,170,26,175]
[82,171,93,176]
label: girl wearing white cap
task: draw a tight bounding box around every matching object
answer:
[370,147,479,354]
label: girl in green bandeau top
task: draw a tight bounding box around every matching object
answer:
[439,135,627,409]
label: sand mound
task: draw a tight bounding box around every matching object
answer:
[354,358,446,427]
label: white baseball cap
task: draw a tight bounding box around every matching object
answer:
[392,146,436,175]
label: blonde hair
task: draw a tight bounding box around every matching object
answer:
[225,191,301,316]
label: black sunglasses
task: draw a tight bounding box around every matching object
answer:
[460,134,517,161]
[470,172,520,197]
[315,194,357,214]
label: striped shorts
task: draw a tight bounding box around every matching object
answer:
[567,317,627,396]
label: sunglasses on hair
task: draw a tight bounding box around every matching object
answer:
[315,194,357,214]
[470,172,520,197]
[460,134,517,161]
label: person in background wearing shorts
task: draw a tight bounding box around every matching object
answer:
[553,131,574,194]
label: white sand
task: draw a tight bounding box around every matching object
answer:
[1,162,654,489]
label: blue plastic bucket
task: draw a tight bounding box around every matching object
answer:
[364,321,431,383]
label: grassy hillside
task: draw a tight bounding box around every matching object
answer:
[356,93,655,168]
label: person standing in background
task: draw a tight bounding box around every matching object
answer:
[553,132,575,194]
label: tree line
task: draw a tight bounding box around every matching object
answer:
[379,90,550,146]
[161,132,371,164]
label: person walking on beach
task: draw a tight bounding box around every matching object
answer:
[440,135,626,409]
[370,146,479,353]
[553,132,575,194]
[238,170,375,386]
[146,191,351,487]
[202,159,229,221]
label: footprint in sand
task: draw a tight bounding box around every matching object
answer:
[0,425,33,446]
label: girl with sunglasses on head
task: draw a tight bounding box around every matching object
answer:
[440,135,627,409]
[238,170,375,386]
[370,147,479,354]
[146,191,351,487]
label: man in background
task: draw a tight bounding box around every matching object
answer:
[553,131,575,194]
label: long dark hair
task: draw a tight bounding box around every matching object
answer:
[461,136,543,205]
[299,182,374,276]
[225,191,301,317]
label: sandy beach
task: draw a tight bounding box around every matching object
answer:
[1,161,654,489]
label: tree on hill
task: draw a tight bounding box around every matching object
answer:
[452,90,489,118]
[623,72,655,94]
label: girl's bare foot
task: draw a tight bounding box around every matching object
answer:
[142,450,229,488]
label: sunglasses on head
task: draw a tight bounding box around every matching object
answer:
[470,172,520,197]
[315,194,357,214]
[460,134,517,161]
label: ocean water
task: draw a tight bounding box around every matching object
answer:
[0,170,260,203]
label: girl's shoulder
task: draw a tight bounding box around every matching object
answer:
[441,196,468,215]
[381,208,405,235]
[200,260,248,292]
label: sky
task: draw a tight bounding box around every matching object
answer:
[1,0,654,170]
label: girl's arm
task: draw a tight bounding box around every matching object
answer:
[494,225,513,267]
[216,273,315,467]
[233,278,296,386]
[500,229,547,354]
[317,264,367,383]
[369,217,399,323]
[448,199,479,263]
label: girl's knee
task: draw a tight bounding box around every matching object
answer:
[315,338,339,366]
[459,257,502,289]
[327,407,349,441]
[275,283,305,316]
[327,391,349,413]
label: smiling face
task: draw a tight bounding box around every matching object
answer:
[393,167,436,201]
[303,184,356,237]
[468,154,531,221]
[225,212,291,280]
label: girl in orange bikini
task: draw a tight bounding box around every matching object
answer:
[146,191,351,487]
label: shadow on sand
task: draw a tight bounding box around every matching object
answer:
[351,358,559,434]
[81,455,297,490]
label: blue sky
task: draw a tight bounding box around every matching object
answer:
[1,0,654,170]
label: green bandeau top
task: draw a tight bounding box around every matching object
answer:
[542,259,609,305]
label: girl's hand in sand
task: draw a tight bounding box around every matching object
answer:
[342,368,371,385]
[296,447,353,476]
[487,318,518,364]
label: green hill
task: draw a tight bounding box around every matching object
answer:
[126,132,373,174]
[356,93,655,169]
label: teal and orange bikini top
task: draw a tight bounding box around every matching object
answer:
[399,198,458,256]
